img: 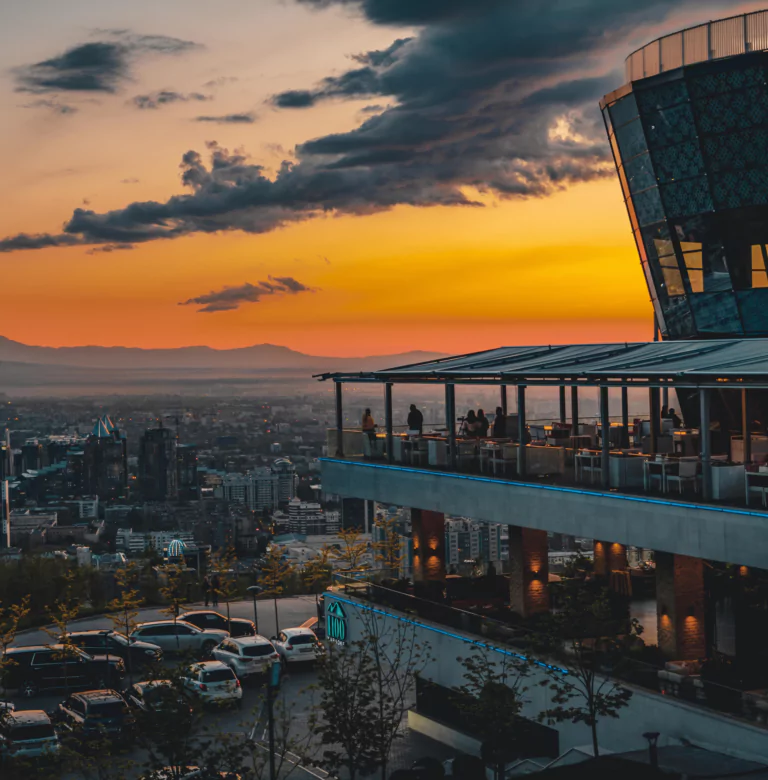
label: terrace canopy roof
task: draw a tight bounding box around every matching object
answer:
[316,339,768,389]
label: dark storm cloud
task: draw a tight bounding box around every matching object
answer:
[14,32,201,94]
[194,112,257,124]
[85,243,135,254]
[0,0,741,254]
[131,91,211,109]
[180,275,316,313]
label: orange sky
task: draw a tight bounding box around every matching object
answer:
[0,0,674,356]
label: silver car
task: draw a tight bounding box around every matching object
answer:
[212,636,279,679]
[0,710,59,761]
[130,621,228,658]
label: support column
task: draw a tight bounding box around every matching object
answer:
[445,384,456,470]
[334,382,344,457]
[385,382,393,465]
[570,386,579,437]
[517,385,527,479]
[593,541,628,578]
[508,526,549,618]
[621,387,629,448]
[559,387,567,425]
[600,386,610,489]
[656,552,705,660]
[700,388,712,500]
[411,509,446,588]
[742,388,752,465]
[649,387,661,455]
[501,385,508,417]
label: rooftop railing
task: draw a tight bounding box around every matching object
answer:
[625,9,768,82]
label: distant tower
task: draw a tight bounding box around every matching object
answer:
[139,425,179,501]
[82,415,128,500]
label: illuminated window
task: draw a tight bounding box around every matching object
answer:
[751,245,768,288]
[659,256,685,296]
[684,251,703,293]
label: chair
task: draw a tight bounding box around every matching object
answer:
[410,438,429,467]
[746,470,768,507]
[489,444,518,476]
[456,440,478,471]
[645,457,665,491]
[666,458,698,494]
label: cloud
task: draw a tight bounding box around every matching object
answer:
[194,112,257,124]
[180,275,317,313]
[203,76,239,88]
[131,91,211,109]
[13,31,201,94]
[85,243,134,254]
[0,0,741,254]
[18,98,78,115]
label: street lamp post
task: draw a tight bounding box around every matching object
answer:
[247,585,263,634]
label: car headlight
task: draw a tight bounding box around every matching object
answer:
[144,649,157,657]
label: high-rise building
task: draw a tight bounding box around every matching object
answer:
[82,416,128,501]
[271,459,297,504]
[138,426,178,501]
[176,444,198,501]
[287,498,340,535]
[445,518,502,570]
[217,460,297,512]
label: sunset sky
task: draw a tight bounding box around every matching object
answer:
[0,0,758,356]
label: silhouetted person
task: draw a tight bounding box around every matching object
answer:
[211,572,220,607]
[492,406,506,438]
[362,408,376,442]
[461,410,478,437]
[202,574,211,607]
[669,408,682,428]
[407,404,424,434]
[477,409,489,438]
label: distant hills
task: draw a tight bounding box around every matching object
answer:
[0,336,445,373]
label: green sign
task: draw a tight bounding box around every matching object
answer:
[326,600,347,644]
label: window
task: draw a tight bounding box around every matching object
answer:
[683,250,703,293]
[10,724,55,741]
[243,645,274,658]
[175,625,195,635]
[88,701,127,718]
[31,653,56,666]
[658,256,685,296]
[289,635,315,646]
[752,245,768,288]
[202,669,235,683]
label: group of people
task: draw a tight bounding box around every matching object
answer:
[362,404,424,440]
[201,573,221,607]
[459,407,507,438]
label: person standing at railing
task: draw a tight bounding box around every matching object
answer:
[362,408,377,442]
[492,406,506,438]
[477,409,490,438]
[407,404,423,435]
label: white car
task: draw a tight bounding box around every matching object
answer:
[130,621,229,658]
[272,628,324,666]
[0,709,60,761]
[212,636,279,680]
[182,661,242,708]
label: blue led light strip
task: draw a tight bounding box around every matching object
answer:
[320,458,768,520]
[326,593,569,675]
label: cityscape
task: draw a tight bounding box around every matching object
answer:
[3,3,768,780]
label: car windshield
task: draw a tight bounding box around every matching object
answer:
[110,633,129,646]
[289,634,315,645]
[202,669,235,683]
[10,724,55,741]
[242,645,273,657]
[143,684,173,704]
[88,701,127,718]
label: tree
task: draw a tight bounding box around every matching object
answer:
[536,580,638,757]
[210,546,241,631]
[43,569,82,693]
[0,595,30,694]
[159,562,187,654]
[107,562,144,683]
[301,545,334,605]
[455,646,529,780]
[258,547,295,636]
[372,515,405,580]
[331,527,369,571]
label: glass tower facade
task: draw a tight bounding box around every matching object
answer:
[602,15,768,339]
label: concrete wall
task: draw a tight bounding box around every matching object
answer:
[328,592,768,763]
[321,459,768,568]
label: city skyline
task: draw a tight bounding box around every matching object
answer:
[1,0,758,355]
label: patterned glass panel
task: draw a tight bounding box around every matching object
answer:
[711,167,768,209]
[659,177,714,219]
[614,118,648,161]
[623,153,656,193]
[651,141,705,182]
[689,293,743,334]
[689,65,766,98]
[661,295,696,337]
[608,93,639,129]
[641,222,671,260]
[643,103,697,149]
[736,289,768,333]
[696,87,768,135]
[702,127,768,172]
[636,79,689,112]
[631,187,665,226]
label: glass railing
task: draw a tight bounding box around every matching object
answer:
[328,574,768,729]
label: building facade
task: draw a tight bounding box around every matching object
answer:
[139,426,178,502]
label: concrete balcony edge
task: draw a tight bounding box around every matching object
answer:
[320,458,768,568]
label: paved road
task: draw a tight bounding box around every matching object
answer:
[16,595,319,647]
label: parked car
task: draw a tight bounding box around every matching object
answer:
[124,680,191,715]
[2,646,125,698]
[0,710,59,761]
[180,611,256,638]
[130,621,228,658]
[212,636,279,680]
[66,630,163,670]
[54,690,134,742]
[271,628,324,666]
[181,661,242,708]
